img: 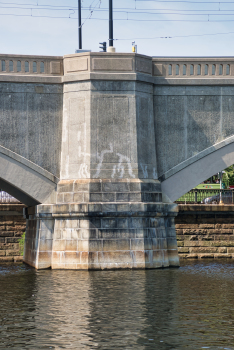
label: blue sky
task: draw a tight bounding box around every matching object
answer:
[1,0,234,57]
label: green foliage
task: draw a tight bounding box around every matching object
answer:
[225,165,234,186]
[222,172,229,189]
[18,232,25,256]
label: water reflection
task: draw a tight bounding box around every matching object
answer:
[0,260,233,349]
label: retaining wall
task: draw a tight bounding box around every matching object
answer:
[175,204,234,258]
[0,204,26,262]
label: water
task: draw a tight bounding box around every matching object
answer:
[0,260,233,350]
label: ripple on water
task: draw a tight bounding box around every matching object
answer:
[0,260,233,350]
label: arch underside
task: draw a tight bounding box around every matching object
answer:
[161,136,234,203]
[0,146,58,206]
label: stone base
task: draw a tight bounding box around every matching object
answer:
[24,202,180,269]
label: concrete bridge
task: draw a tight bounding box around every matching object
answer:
[1,52,234,269]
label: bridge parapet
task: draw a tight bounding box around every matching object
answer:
[153,57,234,78]
[0,54,63,76]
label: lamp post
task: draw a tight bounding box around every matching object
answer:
[109,0,113,47]
[78,0,82,50]
[107,0,115,52]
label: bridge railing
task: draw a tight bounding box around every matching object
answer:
[0,191,20,204]
[153,58,234,78]
[175,189,234,204]
[0,54,63,75]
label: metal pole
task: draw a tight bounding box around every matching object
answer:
[195,190,197,204]
[109,0,113,47]
[78,0,82,50]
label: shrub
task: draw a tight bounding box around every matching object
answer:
[18,232,25,256]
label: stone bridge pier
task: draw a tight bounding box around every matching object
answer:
[3,53,234,268]
[23,53,179,269]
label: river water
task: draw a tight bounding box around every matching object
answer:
[0,260,233,350]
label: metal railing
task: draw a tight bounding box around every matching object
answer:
[0,191,20,203]
[175,189,234,204]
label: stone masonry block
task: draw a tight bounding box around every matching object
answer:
[116,193,129,202]
[78,240,89,252]
[103,239,130,251]
[148,228,156,238]
[57,182,74,193]
[0,232,14,237]
[65,240,78,251]
[73,182,89,192]
[222,224,234,228]
[6,250,20,256]
[199,224,215,229]
[116,204,130,212]
[74,193,84,202]
[214,254,232,259]
[101,219,117,229]
[89,183,102,192]
[129,193,142,202]
[98,251,133,264]
[167,238,178,250]
[218,247,227,253]
[53,240,65,251]
[129,182,141,192]
[220,229,233,234]
[81,229,97,239]
[102,182,129,192]
[102,204,117,212]
[89,218,101,228]
[117,218,129,229]
[39,239,53,251]
[90,193,102,202]
[189,247,218,253]
[130,238,144,250]
[64,252,80,264]
[214,234,234,241]
[88,240,103,252]
[102,193,116,202]
[130,203,145,212]
[130,218,149,229]
[64,193,74,203]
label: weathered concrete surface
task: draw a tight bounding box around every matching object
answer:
[0,83,63,177]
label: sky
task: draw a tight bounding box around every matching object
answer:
[1,0,234,57]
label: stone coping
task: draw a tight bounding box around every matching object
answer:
[177,204,234,212]
[26,202,178,218]
[160,135,234,182]
[0,145,59,184]
[154,78,234,85]
[0,75,63,84]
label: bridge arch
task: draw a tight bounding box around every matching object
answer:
[160,136,234,203]
[0,145,58,206]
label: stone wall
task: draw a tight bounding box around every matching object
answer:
[175,205,234,258]
[2,203,234,263]
[0,204,26,262]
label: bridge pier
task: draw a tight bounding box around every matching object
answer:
[22,52,180,269]
[24,181,179,269]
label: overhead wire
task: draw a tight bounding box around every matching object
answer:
[114,31,234,40]
[136,0,234,3]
